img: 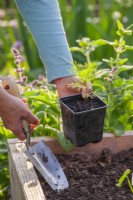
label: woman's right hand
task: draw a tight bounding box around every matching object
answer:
[0,86,39,140]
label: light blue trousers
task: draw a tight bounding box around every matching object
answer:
[15,0,73,83]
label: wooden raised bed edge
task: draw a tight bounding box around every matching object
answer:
[8,131,133,200]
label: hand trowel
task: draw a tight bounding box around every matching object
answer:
[2,76,69,191]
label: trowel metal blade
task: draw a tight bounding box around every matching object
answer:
[24,140,69,191]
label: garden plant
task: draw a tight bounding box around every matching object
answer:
[70,20,133,136]
[116,169,133,194]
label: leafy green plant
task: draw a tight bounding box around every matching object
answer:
[116,169,133,193]
[95,20,133,135]
[0,121,14,199]
[70,37,109,100]
[70,20,133,135]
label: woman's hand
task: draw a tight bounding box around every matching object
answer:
[0,86,39,140]
[54,76,93,98]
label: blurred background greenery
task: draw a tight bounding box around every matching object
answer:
[0,0,133,199]
[0,0,133,79]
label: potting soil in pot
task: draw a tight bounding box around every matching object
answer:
[36,149,133,200]
[63,95,104,113]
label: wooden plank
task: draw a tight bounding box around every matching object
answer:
[8,150,25,200]
[8,142,46,200]
[8,131,133,155]
[39,131,133,156]
[8,130,133,144]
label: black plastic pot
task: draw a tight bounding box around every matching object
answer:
[59,93,108,147]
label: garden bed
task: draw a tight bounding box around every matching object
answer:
[37,149,133,200]
[8,131,133,200]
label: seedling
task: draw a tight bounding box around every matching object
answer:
[116,169,133,193]
[70,38,109,101]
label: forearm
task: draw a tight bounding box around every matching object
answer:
[14,0,73,82]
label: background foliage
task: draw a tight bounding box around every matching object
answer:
[0,0,133,199]
[1,0,133,74]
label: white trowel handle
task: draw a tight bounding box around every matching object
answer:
[2,76,31,147]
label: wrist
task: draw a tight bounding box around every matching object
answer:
[54,75,75,87]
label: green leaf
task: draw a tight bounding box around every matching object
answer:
[118,65,133,73]
[125,86,133,92]
[70,47,83,53]
[33,125,74,151]
[93,83,106,91]
[56,132,74,152]
[117,58,128,66]
[116,21,133,36]
[116,29,132,36]
[95,69,110,78]
[76,38,90,47]
[33,125,45,136]
[102,58,111,64]
[28,96,60,114]
[117,20,123,30]
[113,122,125,136]
[36,111,45,124]
[125,45,133,51]
[116,169,131,187]
[0,146,9,200]
[129,101,133,111]
[92,39,108,46]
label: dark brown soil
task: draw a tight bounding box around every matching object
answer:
[36,148,133,200]
[62,95,105,113]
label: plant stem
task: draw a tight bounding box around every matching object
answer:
[127,176,133,193]
[83,98,87,110]
[86,52,90,66]
[106,81,113,128]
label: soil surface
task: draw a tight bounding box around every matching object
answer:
[36,148,133,200]
[62,95,105,113]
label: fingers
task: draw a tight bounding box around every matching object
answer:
[14,127,26,140]
[30,124,35,132]
[12,118,38,140]
[21,98,26,103]
[21,99,39,138]
[24,110,40,126]
[81,87,92,99]
[3,111,39,141]
[4,121,27,141]
[10,121,37,141]
[21,98,40,125]
[21,98,29,108]
[81,82,93,99]
[82,87,88,99]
